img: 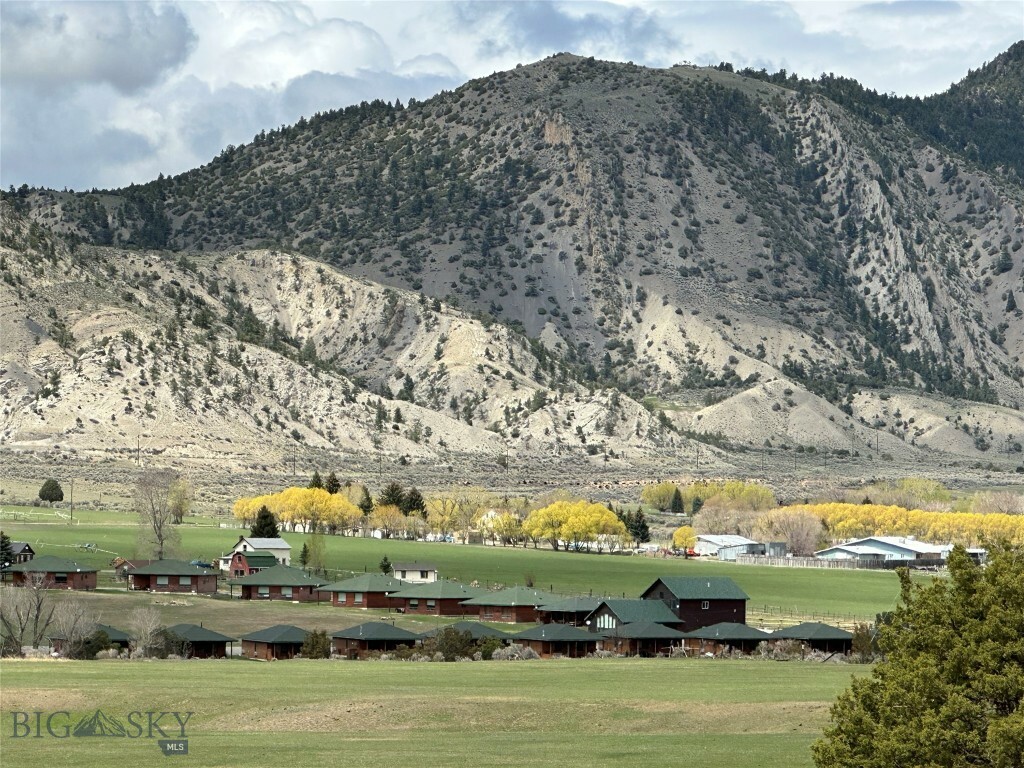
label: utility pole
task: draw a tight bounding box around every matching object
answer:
[137,435,141,466]
[695,443,699,471]
[69,478,74,524]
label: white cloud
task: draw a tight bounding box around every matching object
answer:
[1,0,1021,191]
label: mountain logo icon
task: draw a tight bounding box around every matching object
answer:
[72,710,127,737]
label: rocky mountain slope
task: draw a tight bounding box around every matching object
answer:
[3,48,1024,479]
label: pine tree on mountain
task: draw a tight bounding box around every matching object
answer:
[250,505,280,539]
[324,472,341,495]
[308,471,323,490]
[1006,291,1018,313]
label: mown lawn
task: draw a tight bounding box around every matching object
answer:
[1,506,909,620]
[0,658,861,768]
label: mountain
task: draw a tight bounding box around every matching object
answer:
[3,49,1024,483]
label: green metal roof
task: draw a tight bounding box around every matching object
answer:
[390,581,487,600]
[128,559,215,576]
[331,622,421,642]
[680,622,772,641]
[537,596,604,614]
[772,622,853,641]
[589,599,679,625]
[606,621,687,640]
[6,555,97,574]
[227,564,326,587]
[317,573,407,593]
[240,624,309,644]
[644,576,749,601]
[232,551,279,569]
[460,585,560,607]
[165,623,235,643]
[420,621,511,640]
[512,623,598,642]
[48,623,131,643]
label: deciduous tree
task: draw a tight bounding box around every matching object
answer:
[38,478,64,504]
[135,469,181,560]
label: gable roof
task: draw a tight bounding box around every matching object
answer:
[772,622,853,641]
[460,585,560,607]
[5,555,97,574]
[608,621,687,640]
[128,559,216,576]
[241,624,309,644]
[10,542,33,555]
[680,622,772,641]
[331,622,421,642]
[512,623,598,642]
[536,596,604,615]
[317,573,407,593]
[237,537,291,550]
[697,534,760,548]
[166,623,235,643]
[643,576,749,602]
[588,599,679,625]
[227,564,326,587]
[420,621,511,640]
[390,561,437,572]
[390,581,486,600]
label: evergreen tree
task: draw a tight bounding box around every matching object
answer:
[250,505,280,538]
[378,481,406,510]
[308,471,323,490]
[357,488,373,516]
[813,545,1024,767]
[324,471,341,495]
[299,542,309,568]
[38,478,64,504]
[670,488,684,515]
[301,629,331,659]
[630,510,651,543]
[0,530,13,569]
[1006,291,1018,313]
[401,487,425,516]
[379,554,392,574]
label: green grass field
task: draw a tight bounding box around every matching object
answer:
[0,658,863,768]
[0,507,909,622]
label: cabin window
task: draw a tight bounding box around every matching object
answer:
[597,614,615,630]
[426,599,436,609]
[398,570,407,579]
[179,576,192,586]
[281,587,293,598]
[409,599,419,608]
[258,586,270,596]
[701,601,709,610]
[501,608,512,619]
[420,570,429,579]
[54,573,68,584]
[156,576,169,586]
[339,592,348,603]
[354,592,363,604]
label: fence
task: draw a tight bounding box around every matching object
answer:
[735,555,946,571]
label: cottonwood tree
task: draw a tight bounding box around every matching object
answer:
[52,600,97,659]
[753,509,826,555]
[813,545,1024,768]
[672,525,697,552]
[0,574,58,652]
[135,469,181,560]
[128,607,163,658]
[167,476,194,524]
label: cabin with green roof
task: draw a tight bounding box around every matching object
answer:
[641,576,749,630]
[599,621,687,657]
[772,622,853,654]
[317,573,407,609]
[165,624,236,658]
[127,559,218,594]
[389,581,486,616]
[6,555,98,590]
[227,564,327,602]
[511,623,600,658]
[459,585,559,623]
[585,598,682,632]
[331,622,421,658]
[240,624,309,660]
[536,596,603,627]
[680,622,771,655]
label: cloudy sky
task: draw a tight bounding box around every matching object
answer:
[2,0,1021,191]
